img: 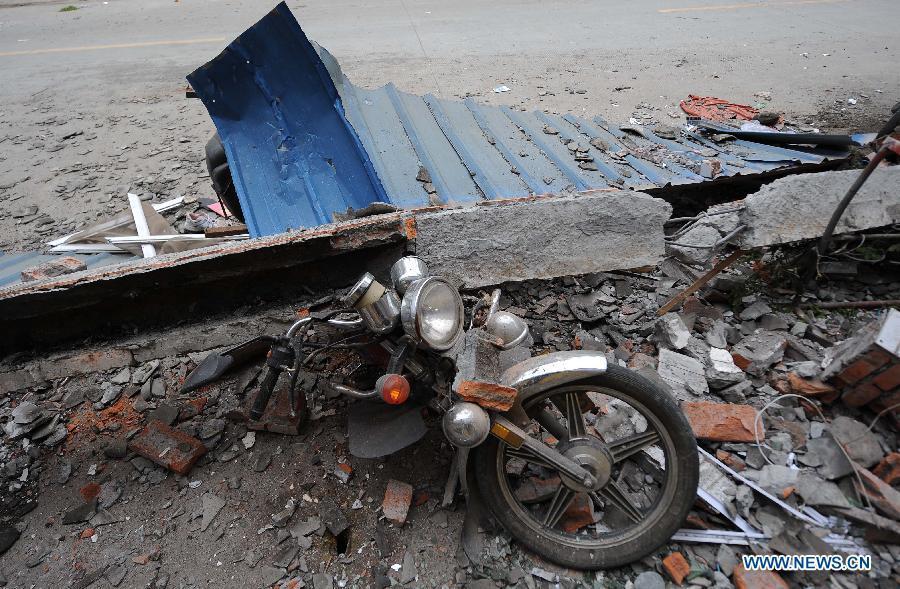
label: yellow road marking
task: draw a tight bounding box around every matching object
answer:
[0,37,226,58]
[659,0,847,13]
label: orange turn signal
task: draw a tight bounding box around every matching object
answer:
[378,374,410,405]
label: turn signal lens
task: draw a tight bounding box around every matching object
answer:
[378,374,410,405]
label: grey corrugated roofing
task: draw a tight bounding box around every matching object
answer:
[190,3,846,238]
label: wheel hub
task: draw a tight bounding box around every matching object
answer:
[556,437,612,492]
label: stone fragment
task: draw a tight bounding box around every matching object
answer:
[795,473,850,508]
[829,416,885,468]
[731,331,787,376]
[745,465,798,494]
[716,544,738,577]
[732,563,788,589]
[706,347,746,389]
[739,301,772,321]
[0,526,20,556]
[662,551,690,585]
[200,493,226,531]
[806,435,853,480]
[682,402,758,442]
[634,571,666,589]
[657,349,709,398]
[381,479,413,526]
[416,190,672,288]
[63,500,97,524]
[147,404,178,426]
[653,313,690,350]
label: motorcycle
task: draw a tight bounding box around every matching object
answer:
[183,256,699,569]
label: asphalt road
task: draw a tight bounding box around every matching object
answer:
[0,0,897,252]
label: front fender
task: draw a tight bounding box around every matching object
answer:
[500,351,608,399]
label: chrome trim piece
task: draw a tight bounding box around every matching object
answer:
[390,256,429,295]
[501,351,608,397]
[358,289,401,333]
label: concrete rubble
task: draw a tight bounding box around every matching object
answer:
[0,219,898,588]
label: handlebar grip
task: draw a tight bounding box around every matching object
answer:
[250,368,279,421]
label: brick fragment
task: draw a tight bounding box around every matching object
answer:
[128,420,207,475]
[21,256,86,282]
[732,563,789,589]
[873,452,900,486]
[381,479,413,527]
[786,373,838,402]
[864,348,893,371]
[514,476,561,503]
[716,449,746,472]
[854,467,900,520]
[662,551,690,585]
[80,483,101,502]
[872,364,900,392]
[560,494,595,533]
[682,402,759,442]
[456,380,517,411]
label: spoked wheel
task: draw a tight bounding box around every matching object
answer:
[473,365,699,569]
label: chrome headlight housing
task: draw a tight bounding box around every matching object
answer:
[400,277,464,350]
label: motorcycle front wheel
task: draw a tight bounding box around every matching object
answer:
[473,365,698,569]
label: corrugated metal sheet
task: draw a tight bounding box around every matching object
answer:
[193,3,844,238]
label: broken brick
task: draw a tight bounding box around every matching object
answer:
[662,551,690,585]
[854,467,900,521]
[873,452,900,486]
[682,402,759,443]
[732,563,789,589]
[560,494,595,533]
[786,373,838,402]
[79,483,101,503]
[381,479,413,527]
[79,528,95,539]
[20,256,86,282]
[128,420,207,475]
[455,380,518,411]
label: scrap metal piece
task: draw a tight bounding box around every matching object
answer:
[246,382,307,435]
[128,420,207,475]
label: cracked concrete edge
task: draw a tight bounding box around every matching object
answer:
[737,165,900,249]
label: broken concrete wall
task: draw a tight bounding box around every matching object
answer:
[738,166,900,248]
[415,190,672,288]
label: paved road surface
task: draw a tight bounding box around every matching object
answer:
[0,0,897,251]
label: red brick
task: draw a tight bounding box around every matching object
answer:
[662,551,691,585]
[80,528,95,539]
[841,382,883,408]
[21,256,86,282]
[128,420,207,475]
[836,358,878,386]
[514,476,561,503]
[873,453,900,486]
[865,348,893,369]
[854,467,900,520]
[786,373,838,402]
[733,564,789,589]
[682,402,759,443]
[381,479,413,527]
[456,380,518,411]
[872,364,900,392]
[560,494,595,533]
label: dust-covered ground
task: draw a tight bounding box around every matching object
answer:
[1,0,899,253]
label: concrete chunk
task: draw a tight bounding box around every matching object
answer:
[415,190,672,288]
[739,166,900,248]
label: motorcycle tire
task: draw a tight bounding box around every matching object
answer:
[204,133,245,223]
[473,365,699,570]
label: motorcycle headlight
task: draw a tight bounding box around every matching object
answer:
[401,277,464,350]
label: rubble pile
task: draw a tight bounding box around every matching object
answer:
[0,252,898,587]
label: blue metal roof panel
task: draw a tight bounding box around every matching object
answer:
[188,2,846,238]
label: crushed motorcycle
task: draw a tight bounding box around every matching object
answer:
[183,256,699,569]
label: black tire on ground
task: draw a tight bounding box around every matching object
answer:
[473,364,699,570]
[204,133,245,223]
